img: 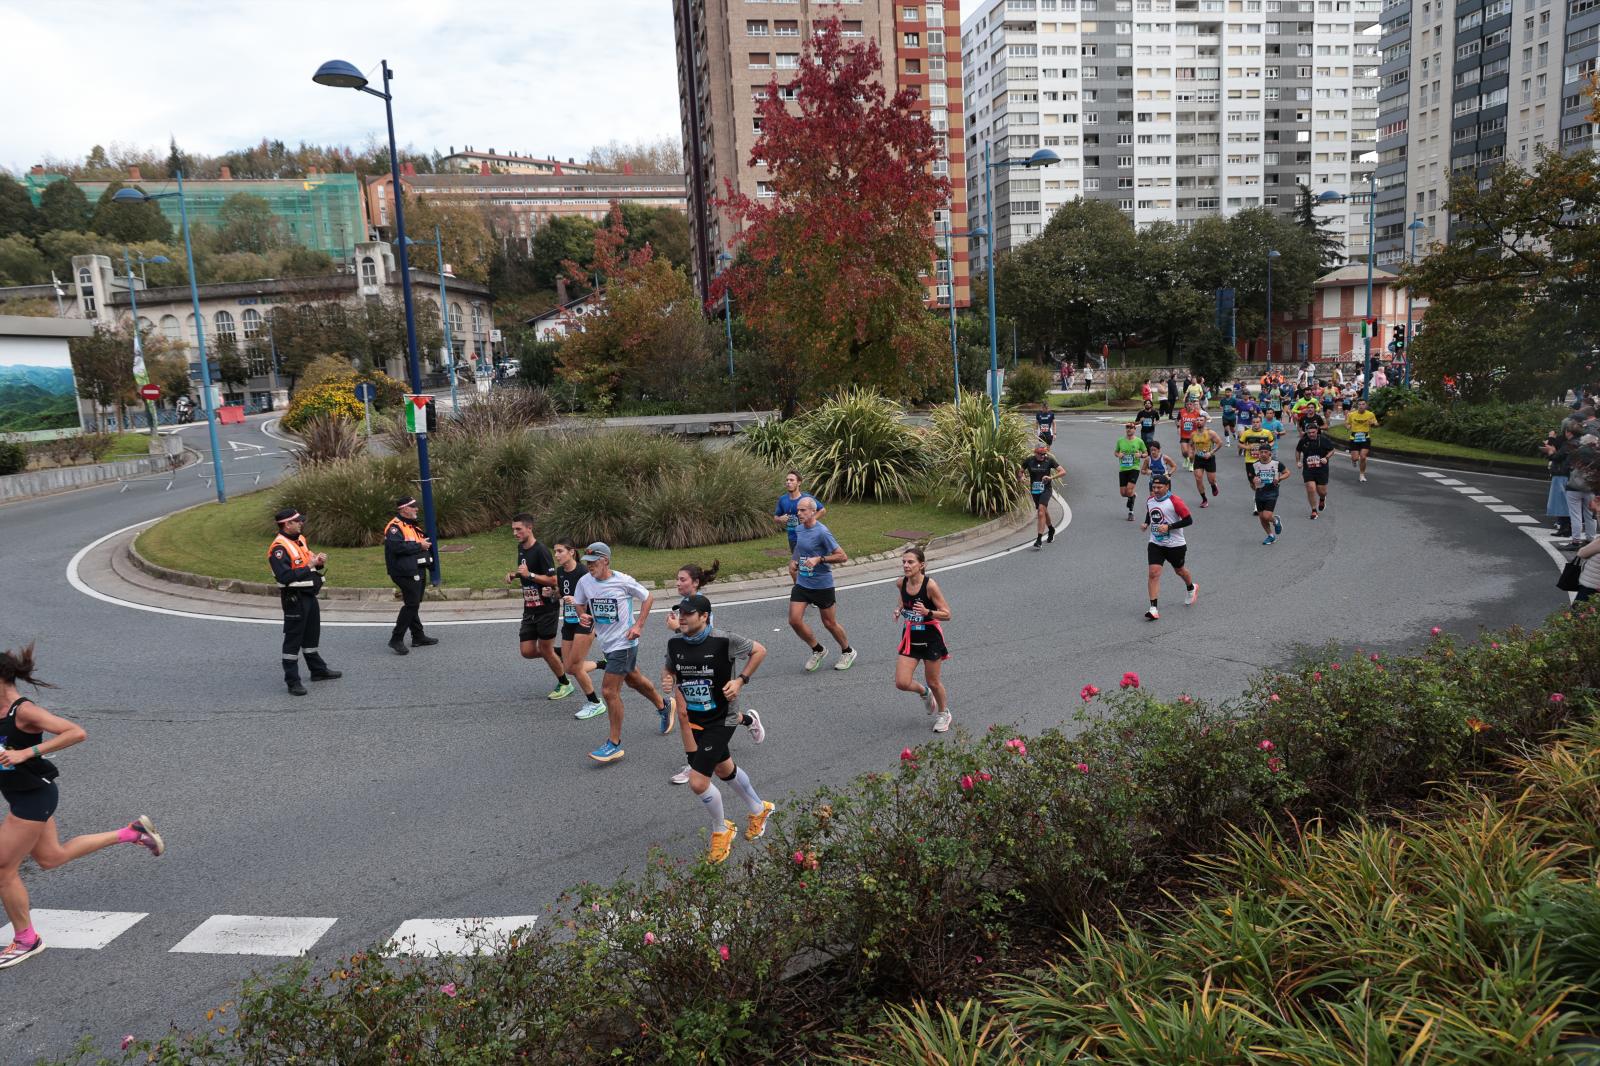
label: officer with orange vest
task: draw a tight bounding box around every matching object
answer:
[383,496,438,655]
[268,508,342,696]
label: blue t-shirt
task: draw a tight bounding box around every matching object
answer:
[774,492,822,540]
[1262,418,1285,452]
[792,521,841,590]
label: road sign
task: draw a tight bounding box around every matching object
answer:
[353,382,377,403]
[404,395,434,434]
[138,384,162,401]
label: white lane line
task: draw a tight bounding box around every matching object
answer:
[1451,486,1486,494]
[1,909,146,949]
[386,916,540,957]
[68,491,1074,627]
[259,417,296,445]
[1418,471,1448,478]
[1469,495,1502,503]
[1435,478,1467,486]
[1504,514,1539,524]
[170,915,336,956]
[1486,504,1522,513]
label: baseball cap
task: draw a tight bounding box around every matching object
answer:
[580,542,612,562]
[274,508,302,525]
[676,593,712,617]
[1149,472,1171,486]
[395,496,418,509]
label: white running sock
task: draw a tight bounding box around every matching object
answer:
[725,766,765,814]
[697,784,726,831]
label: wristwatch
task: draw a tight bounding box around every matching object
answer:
[737,674,752,685]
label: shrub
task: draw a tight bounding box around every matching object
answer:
[273,454,414,547]
[925,395,1031,517]
[1366,382,1415,419]
[433,386,557,441]
[1385,399,1562,456]
[1001,363,1053,406]
[289,414,366,471]
[295,354,358,391]
[624,450,777,550]
[736,416,799,466]
[792,388,927,502]
[1105,366,1147,402]
[0,440,25,476]
[281,381,366,433]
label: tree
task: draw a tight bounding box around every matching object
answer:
[211,333,251,390]
[996,198,1138,361]
[37,180,92,233]
[89,182,173,243]
[530,215,598,293]
[1294,183,1345,270]
[0,235,48,285]
[214,193,285,254]
[713,19,949,407]
[0,175,41,240]
[401,197,493,283]
[616,202,691,270]
[1186,208,1321,357]
[586,137,680,174]
[69,324,137,427]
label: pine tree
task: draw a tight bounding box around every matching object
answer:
[1294,183,1344,270]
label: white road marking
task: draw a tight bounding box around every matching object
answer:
[170,915,336,956]
[227,440,265,453]
[0,909,146,949]
[1418,471,1448,478]
[1469,495,1502,503]
[386,916,540,956]
[1486,504,1521,513]
[1451,486,1485,494]
[260,418,297,446]
[1503,514,1539,524]
[1435,478,1466,486]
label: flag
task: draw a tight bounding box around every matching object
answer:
[403,395,432,433]
[51,271,64,297]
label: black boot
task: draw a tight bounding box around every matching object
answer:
[284,662,307,697]
[411,633,439,647]
[306,653,342,681]
[389,636,410,655]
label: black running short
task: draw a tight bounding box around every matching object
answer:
[1118,469,1140,486]
[1194,455,1217,472]
[4,782,58,823]
[1302,468,1329,485]
[790,584,837,610]
[1254,489,1280,511]
[519,611,558,642]
[560,620,594,642]
[1348,440,1372,453]
[688,721,737,776]
[1147,543,1188,569]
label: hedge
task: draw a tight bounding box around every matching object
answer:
[1384,398,1565,457]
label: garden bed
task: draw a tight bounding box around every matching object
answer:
[1325,423,1545,471]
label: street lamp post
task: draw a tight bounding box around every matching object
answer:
[717,251,735,408]
[1317,158,1379,400]
[113,176,227,502]
[938,222,988,405]
[314,58,441,585]
[1404,218,1424,388]
[426,226,459,413]
[1265,249,1280,366]
[982,142,1060,425]
[121,249,169,439]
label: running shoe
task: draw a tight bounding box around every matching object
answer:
[589,739,624,763]
[1125,511,1134,521]
[921,685,938,715]
[1046,524,1056,544]
[657,700,675,736]
[1263,534,1277,545]
[128,815,164,857]
[671,764,692,785]
[932,710,952,733]
[1145,607,1160,621]
[547,680,575,701]
[574,699,606,721]
[708,819,737,863]
[1273,516,1283,535]
[1186,584,1199,606]
[1033,536,1043,549]
[834,649,858,671]
[745,801,776,841]
[1200,498,1209,508]
[1318,501,1326,512]
[804,648,827,673]
[1212,485,1220,496]
[0,937,44,969]
[745,708,766,744]
[1310,510,1318,520]
[1359,474,1367,483]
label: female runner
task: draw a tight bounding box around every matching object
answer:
[891,547,953,734]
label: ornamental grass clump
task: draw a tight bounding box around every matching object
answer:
[925,394,1032,517]
[791,388,927,502]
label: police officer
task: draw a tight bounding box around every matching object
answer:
[383,496,438,655]
[268,508,341,696]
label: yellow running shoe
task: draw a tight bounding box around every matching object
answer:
[708,819,737,864]
[745,801,776,841]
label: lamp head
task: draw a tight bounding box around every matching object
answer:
[1025,148,1061,167]
[147,255,170,264]
[1267,249,1281,260]
[1315,190,1342,203]
[968,226,989,239]
[1407,219,1425,230]
[312,60,369,90]
[112,188,151,204]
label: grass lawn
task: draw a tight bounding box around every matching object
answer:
[136,491,991,590]
[107,432,155,460]
[1324,423,1545,469]
[1049,395,1142,412]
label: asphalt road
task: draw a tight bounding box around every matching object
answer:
[0,412,1569,1062]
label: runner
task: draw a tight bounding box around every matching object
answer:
[1142,439,1178,492]
[0,645,164,969]
[1237,414,1276,514]
[553,539,605,720]
[1249,442,1290,544]
[772,471,825,582]
[789,497,856,672]
[1034,401,1056,447]
[1261,408,1287,454]
[1140,473,1198,621]
[662,594,774,864]
[1290,392,1319,434]
[892,546,953,733]
[1318,381,1336,425]
[1177,398,1202,469]
[1022,443,1064,548]
[1184,375,1206,412]
[663,562,766,785]
[1296,421,1335,519]
[572,543,670,764]
[1345,397,1379,482]
[1136,400,1160,449]
[1189,416,1224,508]
[1114,422,1149,521]
[506,513,567,700]
[1219,388,1239,446]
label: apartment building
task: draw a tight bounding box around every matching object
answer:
[673,0,972,307]
[961,0,1382,257]
[1373,0,1599,264]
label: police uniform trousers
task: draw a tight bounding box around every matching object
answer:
[281,587,329,683]
[390,573,425,644]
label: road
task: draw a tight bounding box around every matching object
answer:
[0,412,1568,1061]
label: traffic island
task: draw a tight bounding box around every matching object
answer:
[1324,424,1546,479]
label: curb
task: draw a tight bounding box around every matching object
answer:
[1325,435,1544,481]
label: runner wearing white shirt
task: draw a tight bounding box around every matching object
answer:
[573,542,670,764]
[1140,472,1198,621]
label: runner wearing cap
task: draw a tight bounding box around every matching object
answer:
[382,497,437,656]
[662,594,774,863]
[789,497,856,672]
[1114,422,1148,521]
[1021,443,1064,548]
[1140,472,1198,621]
[1249,441,1290,544]
[572,542,670,764]
[267,508,341,696]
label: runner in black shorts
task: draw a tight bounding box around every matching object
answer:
[1140,473,1197,621]
[891,546,953,734]
[0,644,164,970]
[1296,421,1335,519]
[506,513,568,700]
[1034,401,1056,447]
[1022,444,1064,548]
[1114,422,1149,520]
[553,539,604,719]
[1250,443,1289,544]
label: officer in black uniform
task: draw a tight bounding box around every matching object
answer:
[383,496,438,656]
[268,508,342,696]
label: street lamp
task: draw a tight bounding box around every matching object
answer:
[982,144,1060,425]
[1317,153,1379,399]
[717,251,735,406]
[314,57,441,585]
[1265,249,1280,367]
[113,180,227,502]
[1404,218,1425,387]
[937,222,987,405]
[121,249,170,439]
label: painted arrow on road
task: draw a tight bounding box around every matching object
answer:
[226,440,265,453]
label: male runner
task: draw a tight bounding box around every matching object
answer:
[1034,401,1056,446]
[1237,414,1276,513]
[506,513,568,699]
[1345,398,1379,482]
[1177,399,1203,469]
[663,594,774,864]
[772,471,825,552]
[1261,409,1286,454]
[1114,422,1148,521]
[1219,389,1238,445]
[1249,442,1290,544]
[573,542,670,764]
[1296,422,1335,519]
[1189,416,1224,507]
[789,496,855,671]
[1136,400,1160,449]
[1140,472,1198,620]
[1022,443,1064,548]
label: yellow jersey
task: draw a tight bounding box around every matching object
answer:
[1238,427,1275,456]
[1346,410,1379,443]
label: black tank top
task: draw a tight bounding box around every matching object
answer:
[899,577,937,627]
[558,563,584,624]
[1,698,57,793]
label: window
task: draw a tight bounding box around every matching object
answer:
[903,31,921,45]
[757,181,776,197]
[241,307,261,340]
[214,310,236,342]
[749,52,771,68]
[747,19,769,35]
[76,266,96,317]
[160,315,180,343]
[360,256,378,286]
[777,52,799,68]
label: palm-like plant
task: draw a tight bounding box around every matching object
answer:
[927,394,1033,516]
[791,388,927,502]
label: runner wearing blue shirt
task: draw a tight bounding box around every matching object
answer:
[573,543,670,764]
[1261,414,1286,456]
[1034,402,1056,446]
[788,497,855,673]
[772,471,824,583]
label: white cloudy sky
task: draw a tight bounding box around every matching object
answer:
[3,1,993,175]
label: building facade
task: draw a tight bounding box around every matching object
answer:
[673,0,972,308]
[437,149,592,175]
[1267,261,1407,361]
[961,0,1382,257]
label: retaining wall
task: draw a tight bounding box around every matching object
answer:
[0,454,173,502]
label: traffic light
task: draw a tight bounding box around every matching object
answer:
[1392,324,1406,351]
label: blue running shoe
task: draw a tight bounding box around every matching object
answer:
[658,697,675,735]
[1263,534,1277,545]
[1273,515,1282,535]
[589,739,624,763]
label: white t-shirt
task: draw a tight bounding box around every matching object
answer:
[1144,492,1192,547]
[573,570,650,655]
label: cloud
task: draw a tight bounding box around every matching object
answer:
[2,0,682,172]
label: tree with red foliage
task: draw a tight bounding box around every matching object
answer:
[711,19,948,407]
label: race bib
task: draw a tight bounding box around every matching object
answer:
[786,515,798,531]
[798,563,814,578]
[590,598,620,625]
[1352,432,1368,443]
[902,608,926,630]
[1031,480,1045,495]
[1148,511,1168,541]
[563,602,580,624]
[1183,420,1194,432]
[1141,418,1154,430]
[522,587,540,609]
[1119,453,1136,469]
[679,678,715,714]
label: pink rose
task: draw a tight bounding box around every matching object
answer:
[1258,740,1275,751]
[1267,757,1283,774]
[1331,662,1341,670]
[900,747,916,761]
[793,850,807,866]
[1178,694,1194,704]
[644,932,657,945]
[1369,653,1379,662]
[1312,671,1322,681]
[1269,693,1281,702]
[1120,672,1141,689]
[979,772,992,781]
[1491,642,1500,649]
[1551,693,1566,704]
[960,774,974,791]
[1080,683,1100,701]
[718,944,730,962]
[1430,627,1441,637]
[440,982,458,998]
[1074,762,1089,773]
[121,1037,135,1051]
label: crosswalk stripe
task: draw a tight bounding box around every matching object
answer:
[1503,514,1539,524]
[386,916,541,957]
[1435,478,1466,486]
[1418,471,1447,478]
[170,915,337,956]
[1451,486,1485,494]
[0,909,146,950]
[1469,495,1502,503]
[1486,504,1521,513]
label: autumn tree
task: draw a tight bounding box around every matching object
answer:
[712,19,949,407]
[69,324,137,427]
[402,196,493,283]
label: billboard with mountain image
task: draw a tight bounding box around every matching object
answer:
[0,345,82,436]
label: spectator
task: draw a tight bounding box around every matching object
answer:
[1370,365,1389,391]
[1564,418,1597,551]
[1543,423,1574,539]
[1576,497,1600,601]
[1162,373,1178,419]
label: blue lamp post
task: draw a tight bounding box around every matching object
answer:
[1265,249,1280,365]
[717,251,735,405]
[938,222,986,405]
[1404,218,1425,387]
[314,58,441,585]
[120,249,170,438]
[113,180,226,502]
[982,144,1060,424]
[1317,155,1379,399]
